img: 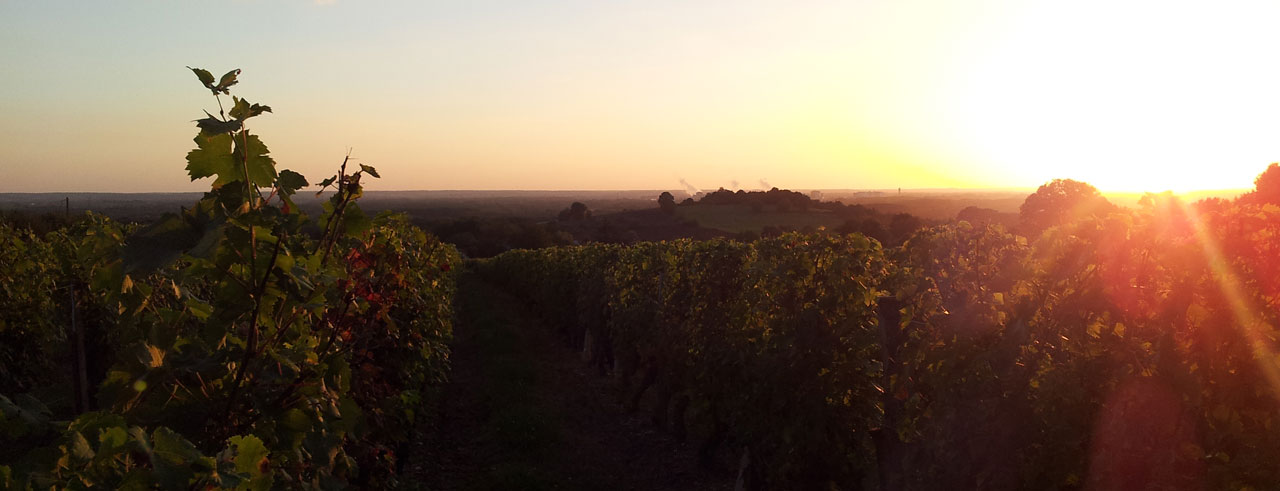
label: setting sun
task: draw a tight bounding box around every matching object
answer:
[5,1,1280,193]
[945,0,1280,193]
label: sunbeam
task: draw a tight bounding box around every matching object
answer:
[1180,199,1280,406]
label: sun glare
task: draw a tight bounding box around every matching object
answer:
[946,0,1280,193]
[1180,199,1280,406]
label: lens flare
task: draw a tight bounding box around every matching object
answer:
[1179,200,1280,406]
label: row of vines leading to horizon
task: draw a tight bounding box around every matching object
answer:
[480,166,1280,489]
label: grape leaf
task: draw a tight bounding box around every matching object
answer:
[188,66,215,89]
[229,435,269,476]
[151,427,203,488]
[0,394,52,438]
[334,396,362,432]
[186,133,235,183]
[195,110,241,135]
[153,427,202,463]
[359,164,380,179]
[185,297,213,320]
[69,432,94,460]
[188,67,239,94]
[281,409,310,432]
[342,202,372,236]
[229,97,272,121]
[99,426,128,452]
[315,176,337,196]
[232,133,277,187]
[90,259,123,297]
[217,69,240,93]
[276,170,308,196]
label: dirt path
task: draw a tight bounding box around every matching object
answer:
[407,272,733,490]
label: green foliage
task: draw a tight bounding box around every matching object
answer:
[482,179,1280,489]
[481,235,918,487]
[186,132,236,183]
[1,68,460,488]
[0,226,62,395]
[189,67,240,95]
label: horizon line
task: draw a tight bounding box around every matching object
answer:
[0,187,1252,195]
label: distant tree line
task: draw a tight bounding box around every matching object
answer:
[695,187,815,212]
[0,210,84,235]
[421,217,574,258]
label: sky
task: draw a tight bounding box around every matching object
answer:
[2,0,1280,193]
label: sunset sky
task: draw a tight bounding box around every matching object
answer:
[3,1,1279,193]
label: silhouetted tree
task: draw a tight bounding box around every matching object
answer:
[860,219,888,243]
[1019,179,1114,233]
[431,217,574,257]
[957,206,1002,224]
[694,186,814,211]
[658,192,677,214]
[1195,196,1230,215]
[1241,163,1280,205]
[889,213,923,243]
[559,201,591,221]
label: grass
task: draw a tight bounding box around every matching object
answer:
[455,273,562,490]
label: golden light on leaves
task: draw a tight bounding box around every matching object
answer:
[1181,200,1280,406]
[145,344,165,368]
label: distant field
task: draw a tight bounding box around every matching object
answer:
[824,188,1248,220]
[0,190,667,223]
[7,188,1234,227]
[676,204,845,233]
[827,191,1027,220]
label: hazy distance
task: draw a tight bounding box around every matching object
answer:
[4,1,1279,193]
